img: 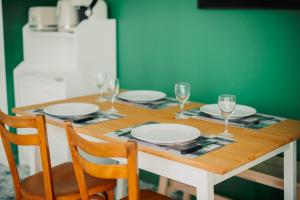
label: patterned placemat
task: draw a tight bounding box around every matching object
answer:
[105,122,235,158]
[32,109,125,127]
[182,107,286,129]
[117,97,180,110]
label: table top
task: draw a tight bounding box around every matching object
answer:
[13,93,300,175]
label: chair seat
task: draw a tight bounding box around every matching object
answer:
[121,189,171,200]
[20,162,116,199]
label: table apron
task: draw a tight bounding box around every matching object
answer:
[78,133,291,186]
[78,133,297,200]
[138,151,213,187]
[214,143,290,185]
[78,133,210,187]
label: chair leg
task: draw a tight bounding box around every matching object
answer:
[104,189,115,200]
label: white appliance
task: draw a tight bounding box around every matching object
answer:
[57,0,79,32]
[57,0,108,32]
[14,18,116,174]
[28,7,57,31]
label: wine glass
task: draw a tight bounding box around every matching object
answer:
[95,73,107,102]
[106,78,120,113]
[218,94,236,138]
[175,82,190,119]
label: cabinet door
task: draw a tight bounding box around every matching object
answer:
[46,124,70,167]
[15,77,66,107]
[15,76,67,173]
[18,125,70,175]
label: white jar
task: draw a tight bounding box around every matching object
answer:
[57,0,79,32]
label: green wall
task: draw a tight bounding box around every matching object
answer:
[3,0,300,199]
[2,0,57,162]
[3,0,57,116]
[106,0,300,120]
[105,0,300,199]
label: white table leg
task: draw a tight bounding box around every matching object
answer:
[284,141,297,200]
[116,178,127,200]
[158,176,168,195]
[115,158,129,199]
[196,171,214,200]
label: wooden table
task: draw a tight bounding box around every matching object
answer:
[13,94,300,200]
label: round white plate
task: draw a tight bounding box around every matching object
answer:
[131,123,201,144]
[43,103,99,117]
[118,90,166,103]
[200,104,256,119]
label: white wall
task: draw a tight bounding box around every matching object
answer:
[0,0,6,112]
[0,0,9,166]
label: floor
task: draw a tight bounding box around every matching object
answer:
[0,164,180,200]
[0,164,29,200]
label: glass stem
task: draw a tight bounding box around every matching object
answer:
[111,96,115,109]
[180,102,184,116]
[99,88,103,99]
[224,117,229,133]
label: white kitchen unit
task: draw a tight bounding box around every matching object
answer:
[14,18,116,174]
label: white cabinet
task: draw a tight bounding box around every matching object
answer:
[15,19,116,103]
[14,67,66,107]
[14,19,116,173]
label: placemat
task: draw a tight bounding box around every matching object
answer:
[182,107,286,129]
[117,97,180,110]
[32,109,125,127]
[105,122,235,158]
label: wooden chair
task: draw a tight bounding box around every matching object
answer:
[64,122,171,200]
[0,110,116,200]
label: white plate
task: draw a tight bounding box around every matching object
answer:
[43,103,99,117]
[118,90,166,103]
[200,104,256,119]
[131,123,201,144]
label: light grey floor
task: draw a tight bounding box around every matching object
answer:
[0,164,29,200]
[0,164,180,200]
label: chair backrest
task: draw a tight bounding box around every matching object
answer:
[0,110,54,199]
[64,122,139,200]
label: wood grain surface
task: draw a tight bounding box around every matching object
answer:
[13,93,300,175]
